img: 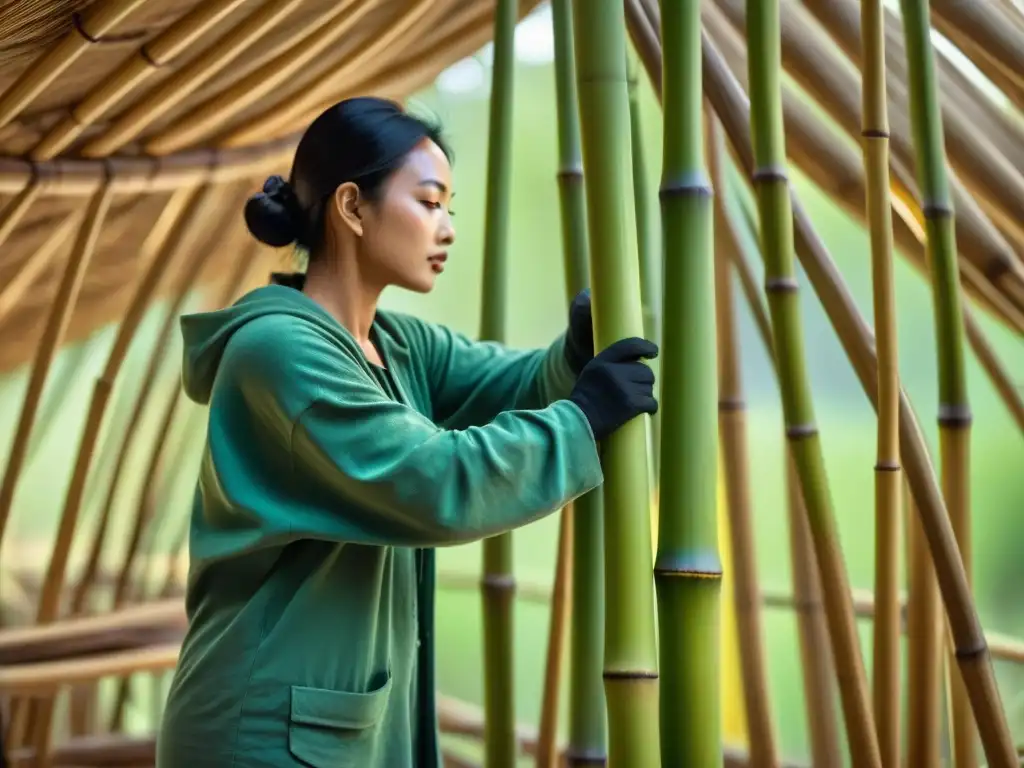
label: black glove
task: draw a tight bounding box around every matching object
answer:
[563,289,594,375]
[569,336,659,441]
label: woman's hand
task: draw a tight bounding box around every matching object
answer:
[564,288,595,374]
[568,336,659,441]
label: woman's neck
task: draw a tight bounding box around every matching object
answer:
[302,252,384,363]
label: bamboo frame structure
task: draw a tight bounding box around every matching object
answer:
[0,1,1022,767]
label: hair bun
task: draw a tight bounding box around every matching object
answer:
[244,175,303,248]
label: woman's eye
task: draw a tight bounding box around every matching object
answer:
[421,200,441,210]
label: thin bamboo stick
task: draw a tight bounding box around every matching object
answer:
[549,3,606,764]
[29,0,249,160]
[78,0,308,156]
[478,2,517,765]
[626,51,661,484]
[745,0,881,762]
[655,1,721,765]
[572,2,660,764]
[859,1,902,764]
[710,117,780,768]
[0,643,180,696]
[142,0,374,155]
[534,506,572,768]
[0,183,114,548]
[0,0,149,130]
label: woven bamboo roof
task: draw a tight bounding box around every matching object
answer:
[0,0,544,372]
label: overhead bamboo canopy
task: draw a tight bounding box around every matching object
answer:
[0,0,1023,766]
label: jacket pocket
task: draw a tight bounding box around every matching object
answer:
[287,674,392,768]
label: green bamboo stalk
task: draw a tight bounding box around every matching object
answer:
[744,1,882,765]
[479,0,518,765]
[710,117,780,768]
[655,1,720,766]
[571,2,660,765]
[626,50,661,484]
[550,1,607,764]
[859,2,902,765]
[896,3,1018,767]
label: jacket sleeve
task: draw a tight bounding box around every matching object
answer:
[234,317,602,548]
[391,313,579,431]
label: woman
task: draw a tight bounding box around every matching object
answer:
[157,97,658,767]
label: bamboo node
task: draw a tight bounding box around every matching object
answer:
[139,46,165,68]
[72,13,148,45]
[937,404,973,427]
[562,748,608,765]
[765,276,799,294]
[874,461,901,472]
[480,574,516,592]
[653,567,723,580]
[861,129,891,139]
[557,166,583,180]
[658,178,713,199]
[602,669,658,680]
[751,164,789,183]
[717,397,745,412]
[921,202,955,220]
[954,641,989,661]
[785,423,818,439]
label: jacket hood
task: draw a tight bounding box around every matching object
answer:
[180,275,332,405]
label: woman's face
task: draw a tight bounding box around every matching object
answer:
[344,138,456,294]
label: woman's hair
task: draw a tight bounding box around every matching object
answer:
[244,96,451,256]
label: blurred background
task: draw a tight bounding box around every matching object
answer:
[0,2,1020,762]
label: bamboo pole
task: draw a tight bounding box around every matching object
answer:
[0,211,80,325]
[655,1,721,765]
[727,156,843,768]
[897,2,1009,765]
[549,4,606,764]
[859,1,902,764]
[0,184,114,548]
[478,2,517,764]
[709,118,780,768]
[905,480,944,767]
[686,22,1019,768]
[626,51,661,484]
[571,2,660,764]
[744,0,881,763]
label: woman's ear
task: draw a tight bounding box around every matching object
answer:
[333,182,363,237]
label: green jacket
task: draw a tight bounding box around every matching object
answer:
[156,284,603,767]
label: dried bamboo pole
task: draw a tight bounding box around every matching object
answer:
[78,0,308,157]
[69,188,240,616]
[534,507,572,768]
[700,3,1024,428]
[216,0,437,149]
[905,480,944,767]
[745,0,881,761]
[0,643,180,696]
[0,141,296,197]
[859,0,902,763]
[928,0,1024,110]
[709,117,780,768]
[0,184,114,548]
[23,185,217,763]
[785,0,1024,314]
[142,0,374,155]
[690,23,1018,768]
[0,211,79,325]
[897,1,1004,764]
[0,0,149,130]
[30,0,249,159]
